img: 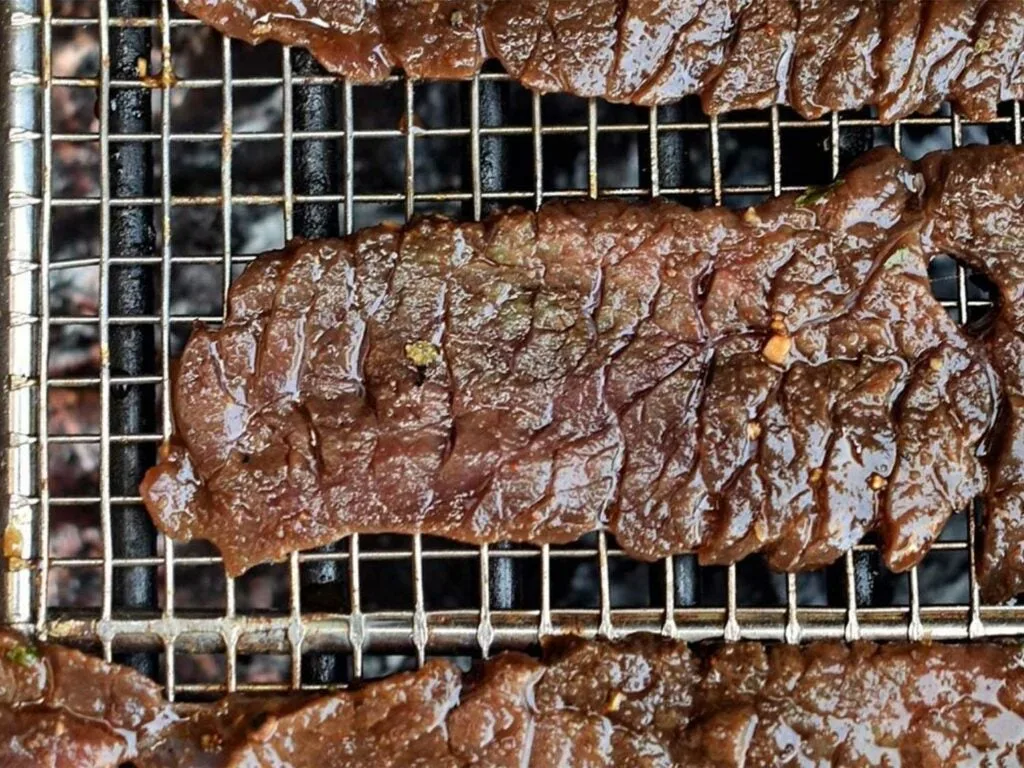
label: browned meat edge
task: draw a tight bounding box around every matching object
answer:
[175,0,1024,122]
[3,630,1023,766]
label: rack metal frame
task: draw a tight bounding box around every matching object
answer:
[3,1,1022,699]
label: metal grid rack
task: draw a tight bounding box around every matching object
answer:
[3,1,1024,699]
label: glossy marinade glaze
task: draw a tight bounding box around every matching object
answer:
[3,630,1024,766]
[175,0,1024,122]
[0,630,172,767]
[141,146,1024,591]
[917,146,1024,602]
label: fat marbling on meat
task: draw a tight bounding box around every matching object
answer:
[175,0,1024,122]
[142,146,1002,580]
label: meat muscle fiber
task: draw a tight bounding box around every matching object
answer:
[175,0,1024,122]
[142,146,1009,584]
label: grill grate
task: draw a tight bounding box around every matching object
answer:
[3,0,1024,700]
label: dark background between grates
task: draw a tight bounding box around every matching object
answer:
[2,0,1022,701]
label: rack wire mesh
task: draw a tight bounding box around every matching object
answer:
[3,0,1024,700]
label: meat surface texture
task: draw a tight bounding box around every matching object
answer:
[917,144,1024,603]
[215,637,1024,766]
[175,0,1024,121]
[0,630,172,768]
[6,631,1024,766]
[142,145,1004,583]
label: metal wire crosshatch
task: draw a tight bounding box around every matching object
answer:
[3,0,1024,700]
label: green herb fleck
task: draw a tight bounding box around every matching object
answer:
[884,247,914,270]
[975,37,992,53]
[405,340,441,368]
[795,178,844,207]
[6,644,40,667]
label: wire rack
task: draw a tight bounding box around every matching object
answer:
[3,0,1024,700]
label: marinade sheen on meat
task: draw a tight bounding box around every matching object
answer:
[918,145,1024,603]
[213,636,1024,767]
[5,629,1022,766]
[142,146,1008,580]
[0,630,172,768]
[175,0,1024,122]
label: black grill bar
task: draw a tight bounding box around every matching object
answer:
[641,100,702,611]
[107,0,158,677]
[464,77,521,617]
[288,47,346,684]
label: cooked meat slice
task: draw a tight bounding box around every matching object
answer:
[812,0,883,115]
[137,696,314,768]
[758,364,833,570]
[224,660,462,767]
[0,709,131,768]
[950,0,1024,120]
[378,1,485,79]
[447,653,542,766]
[695,641,1024,766]
[877,0,988,121]
[917,144,1024,602]
[535,633,701,743]
[164,635,1024,766]
[701,0,798,114]
[7,633,1024,765]
[176,0,1024,121]
[0,630,172,767]
[789,0,875,119]
[142,147,1004,578]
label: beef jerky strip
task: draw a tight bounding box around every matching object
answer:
[142,146,1000,577]
[0,630,173,768]
[918,144,1024,602]
[175,0,1024,122]
[8,630,1023,765]
[151,634,1024,766]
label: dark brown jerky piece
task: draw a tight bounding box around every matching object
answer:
[224,660,462,767]
[694,349,781,565]
[178,0,393,82]
[883,343,992,571]
[606,0,708,102]
[878,0,986,121]
[759,364,833,570]
[137,696,312,768]
[447,654,542,766]
[741,642,1024,764]
[950,0,1024,121]
[530,710,675,766]
[143,147,1003,579]
[702,0,798,114]
[0,709,130,768]
[378,0,485,79]
[917,145,1024,602]
[177,0,1024,121]
[480,0,617,97]
[789,0,867,118]
[813,0,883,114]
[0,630,171,767]
[612,352,708,561]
